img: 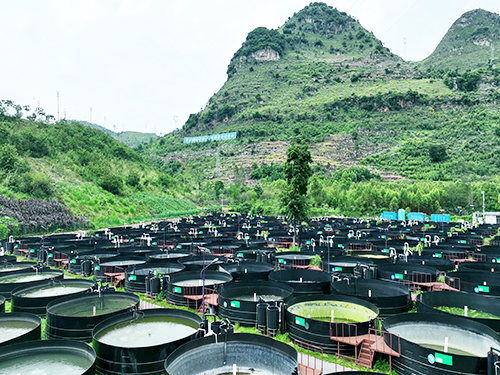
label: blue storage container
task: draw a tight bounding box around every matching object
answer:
[381,212,397,221]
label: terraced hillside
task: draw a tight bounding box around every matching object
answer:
[142,3,500,185]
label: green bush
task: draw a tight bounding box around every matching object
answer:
[99,173,123,195]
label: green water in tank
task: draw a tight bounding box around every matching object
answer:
[0,352,92,374]
[95,316,198,348]
[0,320,38,343]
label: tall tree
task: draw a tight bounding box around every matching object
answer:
[280,142,312,245]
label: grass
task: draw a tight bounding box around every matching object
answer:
[4,252,397,373]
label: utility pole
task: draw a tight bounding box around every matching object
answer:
[56,91,59,121]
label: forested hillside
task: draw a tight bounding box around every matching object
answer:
[0,100,197,236]
[138,3,500,217]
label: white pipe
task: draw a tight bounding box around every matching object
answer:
[464,306,468,317]
[444,337,449,353]
[331,310,334,322]
[368,290,372,297]
[233,364,237,375]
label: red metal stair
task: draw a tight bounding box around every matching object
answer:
[356,340,374,369]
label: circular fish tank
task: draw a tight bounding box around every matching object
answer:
[0,339,96,375]
[383,313,500,375]
[0,261,35,275]
[124,263,185,294]
[218,280,294,326]
[147,251,189,263]
[400,256,455,272]
[219,261,274,281]
[269,269,331,295]
[165,333,298,375]
[178,255,227,271]
[331,278,410,316]
[167,270,233,307]
[350,250,393,265]
[93,308,202,374]
[0,269,64,300]
[417,291,500,332]
[450,271,500,296]
[274,251,317,268]
[285,294,379,354]
[0,311,41,347]
[376,263,438,283]
[11,279,95,315]
[46,291,140,342]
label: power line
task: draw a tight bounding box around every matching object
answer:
[381,0,421,38]
[348,0,361,14]
[351,0,367,17]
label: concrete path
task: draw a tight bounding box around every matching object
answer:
[299,354,355,374]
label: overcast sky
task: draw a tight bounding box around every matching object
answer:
[1,0,499,135]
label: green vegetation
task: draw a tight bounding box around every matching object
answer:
[4,3,500,232]
[0,100,198,237]
[417,9,500,72]
[436,306,500,319]
[280,142,312,243]
[71,120,158,148]
[136,4,500,223]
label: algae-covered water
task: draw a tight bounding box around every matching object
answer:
[288,300,375,323]
[436,306,500,319]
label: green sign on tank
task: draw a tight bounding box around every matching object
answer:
[129,275,136,281]
[95,265,100,270]
[435,352,453,366]
[433,253,442,258]
[394,273,403,280]
[130,239,134,242]
[477,285,490,293]
[381,249,389,253]
[278,258,284,263]
[295,317,306,326]
[71,259,76,264]
[237,253,243,258]
[30,249,35,253]
[230,301,240,308]
[152,242,157,246]
[48,253,53,258]
[334,267,343,272]
[173,286,182,294]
